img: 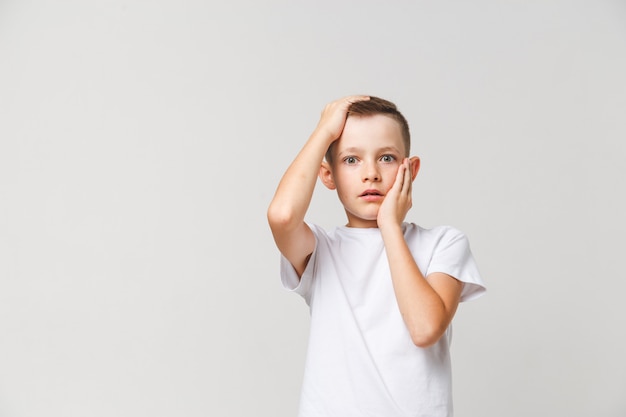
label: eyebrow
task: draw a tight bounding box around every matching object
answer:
[338,146,403,156]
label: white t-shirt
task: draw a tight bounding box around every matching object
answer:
[280,223,486,417]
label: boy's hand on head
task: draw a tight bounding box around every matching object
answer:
[378,158,413,229]
[314,95,370,144]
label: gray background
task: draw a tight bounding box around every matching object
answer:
[1,1,625,416]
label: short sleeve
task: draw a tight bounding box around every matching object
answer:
[426,227,486,302]
[279,223,320,303]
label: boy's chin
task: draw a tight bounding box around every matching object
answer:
[345,214,379,228]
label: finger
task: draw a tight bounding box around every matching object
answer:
[392,161,406,194]
[399,159,410,194]
[342,95,370,106]
[346,94,370,101]
[405,159,412,194]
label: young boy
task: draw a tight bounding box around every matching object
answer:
[267,95,486,417]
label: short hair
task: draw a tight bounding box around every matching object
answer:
[325,96,411,163]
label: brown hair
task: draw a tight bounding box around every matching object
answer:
[325,96,411,163]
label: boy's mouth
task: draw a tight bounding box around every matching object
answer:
[360,189,383,197]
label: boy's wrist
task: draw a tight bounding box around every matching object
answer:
[378,221,404,236]
[311,126,339,148]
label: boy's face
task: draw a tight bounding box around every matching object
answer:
[320,114,419,228]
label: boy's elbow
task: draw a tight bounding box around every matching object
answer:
[267,203,297,231]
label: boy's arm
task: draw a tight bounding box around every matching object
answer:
[267,95,369,277]
[378,159,463,348]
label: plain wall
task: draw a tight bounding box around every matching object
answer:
[1,1,625,416]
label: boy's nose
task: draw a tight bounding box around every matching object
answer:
[362,164,380,182]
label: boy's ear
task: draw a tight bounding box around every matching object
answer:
[409,156,421,181]
[319,161,336,190]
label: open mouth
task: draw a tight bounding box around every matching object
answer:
[360,190,383,197]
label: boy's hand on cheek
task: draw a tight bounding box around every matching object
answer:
[378,159,413,230]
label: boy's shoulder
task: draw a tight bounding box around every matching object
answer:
[407,223,466,238]
[405,223,470,248]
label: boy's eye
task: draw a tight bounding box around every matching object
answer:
[380,155,396,163]
[344,156,357,164]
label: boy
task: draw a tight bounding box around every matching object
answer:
[267,95,486,417]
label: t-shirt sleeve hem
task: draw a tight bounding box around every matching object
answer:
[279,224,319,299]
[427,264,487,303]
[280,255,301,291]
